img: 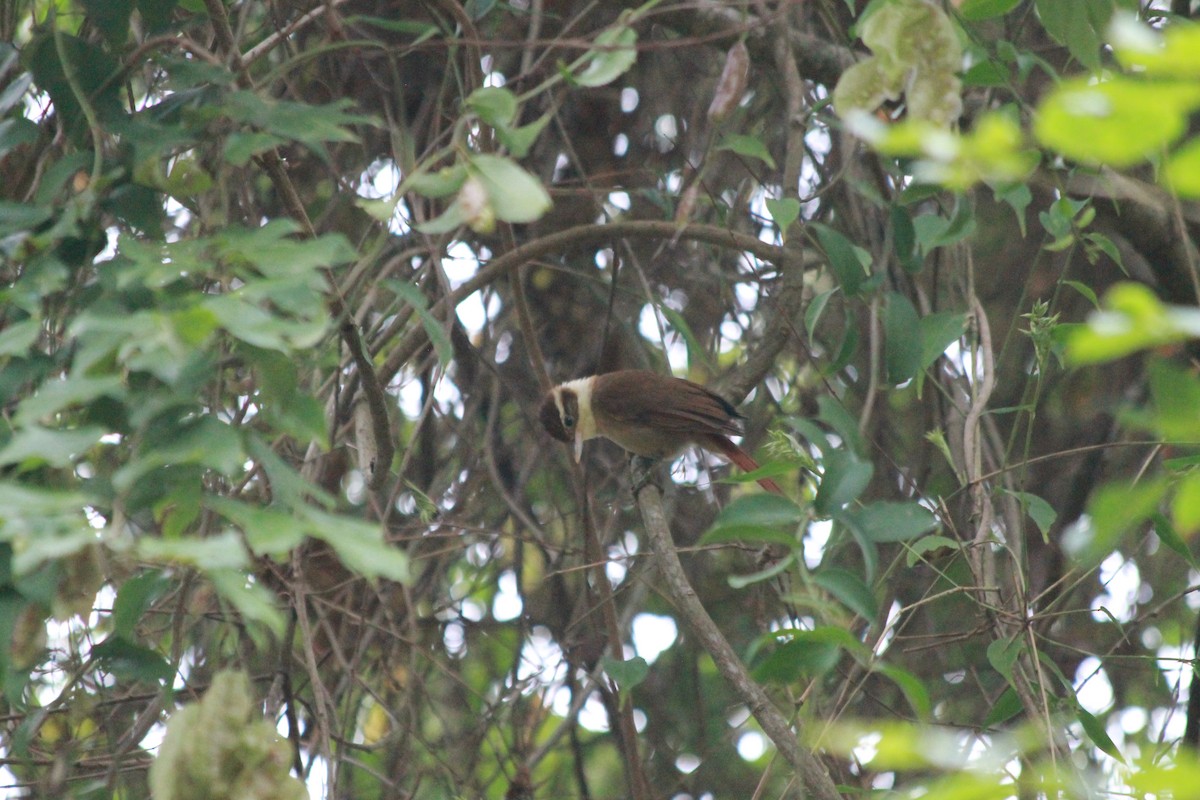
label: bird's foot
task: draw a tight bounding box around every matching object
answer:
[629,456,661,496]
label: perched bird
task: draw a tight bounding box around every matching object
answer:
[539,369,782,494]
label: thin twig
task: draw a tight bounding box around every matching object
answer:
[243,0,353,66]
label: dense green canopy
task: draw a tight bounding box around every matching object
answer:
[2,0,1200,797]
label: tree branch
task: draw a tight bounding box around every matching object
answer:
[634,479,842,800]
[380,220,811,388]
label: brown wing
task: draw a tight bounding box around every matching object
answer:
[593,370,743,438]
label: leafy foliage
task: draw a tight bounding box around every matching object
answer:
[1,0,1200,798]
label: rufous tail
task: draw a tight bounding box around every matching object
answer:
[707,435,784,495]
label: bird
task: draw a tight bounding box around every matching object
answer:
[538,369,783,494]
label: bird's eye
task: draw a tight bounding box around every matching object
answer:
[563,415,575,428]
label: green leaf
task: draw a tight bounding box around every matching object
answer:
[415,200,469,234]
[813,223,870,296]
[0,483,96,575]
[92,636,173,684]
[1035,0,1109,71]
[722,460,794,488]
[386,279,454,368]
[811,567,878,623]
[913,201,977,252]
[496,114,552,158]
[917,312,966,370]
[814,449,873,515]
[817,395,865,456]
[873,664,932,720]
[216,223,357,277]
[904,534,960,567]
[885,292,923,384]
[0,318,40,357]
[1130,755,1200,796]
[302,508,409,582]
[1066,282,1200,364]
[224,131,285,166]
[575,25,637,87]
[112,571,171,640]
[1039,195,1087,240]
[206,497,306,558]
[26,33,124,145]
[925,428,961,482]
[1149,359,1200,440]
[114,416,246,493]
[702,494,806,545]
[0,591,22,679]
[12,557,59,607]
[1000,489,1057,540]
[602,655,649,690]
[465,0,497,20]
[765,197,800,237]
[986,636,1022,684]
[1065,478,1167,564]
[204,294,325,352]
[1152,512,1199,569]
[1113,15,1200,77]
[465,87,517,129]
[249,348,329,446]
[14,375,125,428]
[717,134,777,169]
[222,92,371,151]
[804,288,837,344]
[891,204,920,272]
[787,416,831,456]
[1036,77,1200,167]
[0,201,52,238]
[407,164,468,199]
[659,306,705,373]
[1075,704,1124,763]
[1170,472,1200,540]
[1062,279,1099,309]
[137,531,249,571]
[752,627,855,683]
[728,551,796,589]
[0,84,36,127]
[1083,232,1125,272]
[1036,648,1073,691]
[959,0,1021,20]
[136,0,179,32]
[1165,455,1200,471]
[995,183,1032,237]
[0,481,92,519]
[826,318,860,375]
[982,686,1023,727]
[0,426,105,470]
[206,568,286,638]
[247,435,336,510]
[839,501,938,542]
[962,60,1010,88]
[81,0,134,43]
[468,154,552,224]
[12,529,97,578]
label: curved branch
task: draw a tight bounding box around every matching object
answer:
[634,479,842,800]
[380,220,807,386]
[654,2,856,88]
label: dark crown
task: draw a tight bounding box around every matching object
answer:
[539,392,570,442]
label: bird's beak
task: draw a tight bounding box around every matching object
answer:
[574,431,584,462]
